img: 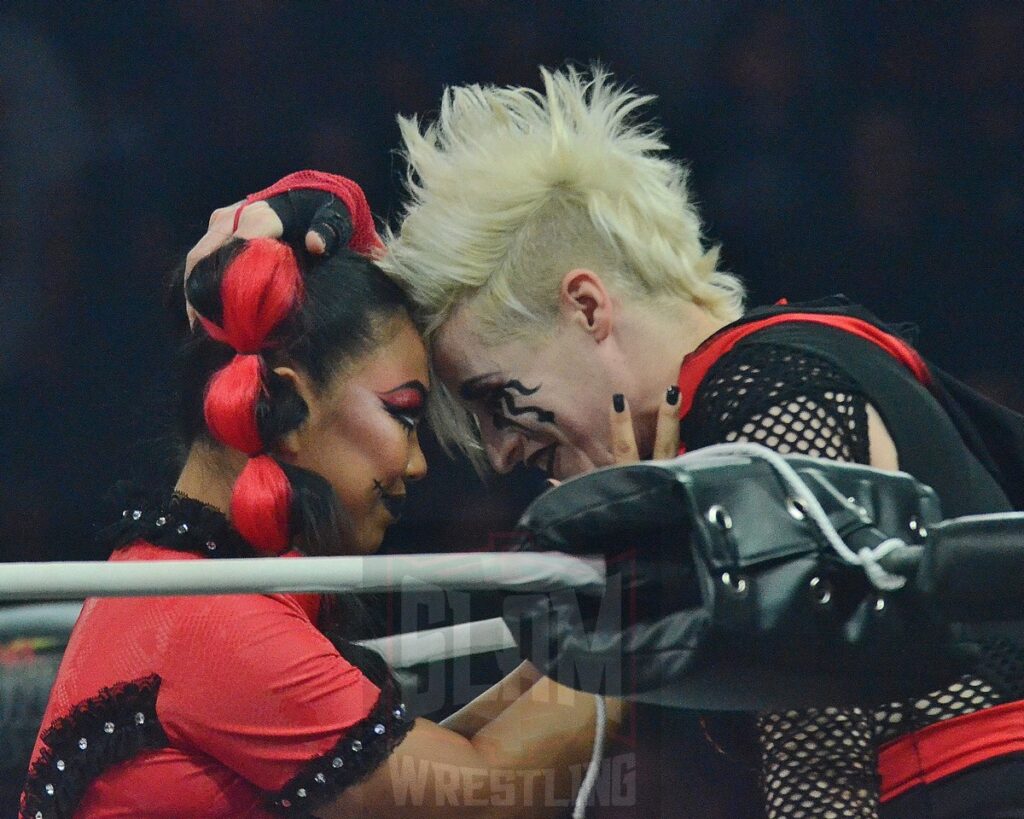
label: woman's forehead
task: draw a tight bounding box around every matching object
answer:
[434,310,546,392]
[336,319,430,392]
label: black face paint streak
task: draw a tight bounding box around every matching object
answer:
[460,376,556,432]
[501,380,540,397]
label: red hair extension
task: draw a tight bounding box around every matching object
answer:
[230,455,293,555]
[197,239,305,553]
[218,239,304,353]
[204,354,265,455]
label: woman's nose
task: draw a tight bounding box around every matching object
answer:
[405,431,428,481]
[483,428,523,474]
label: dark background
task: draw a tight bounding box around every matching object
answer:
[1,1,1022,566]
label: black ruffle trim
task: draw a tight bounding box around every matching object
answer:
[22,674,166,819]
[267,681,414,815]
[98,481,257,559]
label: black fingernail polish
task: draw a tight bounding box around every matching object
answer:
[666,385,680,406]
[613,393,625,413]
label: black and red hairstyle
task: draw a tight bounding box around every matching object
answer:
[192,239,303,554]
[178,238,412,556]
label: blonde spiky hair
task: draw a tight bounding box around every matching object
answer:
[380,66,745,464]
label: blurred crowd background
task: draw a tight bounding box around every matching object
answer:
[1,1,1022,566]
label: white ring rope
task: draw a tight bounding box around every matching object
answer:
[360,617,517,667]
[0,600,519,668]
[0,449,911,817]
[0,552,606,603]
[680,442,909,591]
[572,694,607,819]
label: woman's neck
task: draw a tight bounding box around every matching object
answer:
[173,442,245,514]
[616,299,728,455]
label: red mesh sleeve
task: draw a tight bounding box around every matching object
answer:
[242,170,384,256]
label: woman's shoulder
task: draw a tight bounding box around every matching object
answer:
[105,539,319,620]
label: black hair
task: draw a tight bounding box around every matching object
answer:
[174,239,410,554]
[169,239,413,687]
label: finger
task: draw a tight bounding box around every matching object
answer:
[184,200,244,277]
[652,385,682,459]
[185,229,235,280]
[306,197,353,256]
[306,229,327,255]
[233,201,284,240]
[610,393,640,464]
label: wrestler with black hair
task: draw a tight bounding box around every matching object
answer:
[22,200,625,817]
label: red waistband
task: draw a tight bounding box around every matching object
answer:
[879,698,1024,802]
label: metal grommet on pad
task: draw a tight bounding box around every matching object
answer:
[720,571,748,596]
[809,576,833,606]
[707,504,733,530]
[786,496,808,520]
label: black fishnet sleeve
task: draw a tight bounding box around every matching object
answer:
[681,342,870,463]
[682,342,878,818]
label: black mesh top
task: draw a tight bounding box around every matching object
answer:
[679,332,1017,819]
[681,341,870,463]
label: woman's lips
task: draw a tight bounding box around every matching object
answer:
[373,480,406,521]
[380,493,406,520]
[527,444,559,479]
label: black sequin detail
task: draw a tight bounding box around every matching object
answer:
[267,681,414,815]
[22,675,166,819]
[29,484,409,815]
[98,482,257,559]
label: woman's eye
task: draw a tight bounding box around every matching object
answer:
[393,411,419,431]
[380,385,426,432]
[383,403,422,431]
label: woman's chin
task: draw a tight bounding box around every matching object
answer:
[351,521,388,555]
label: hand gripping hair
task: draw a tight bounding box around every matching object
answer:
[242,170,384,258]
[191,239,305,554]
[178,174,411,556]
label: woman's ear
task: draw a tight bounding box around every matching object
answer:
[271,365,317,460]
[559,268,614,342]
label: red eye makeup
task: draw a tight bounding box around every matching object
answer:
[378,381,428,429]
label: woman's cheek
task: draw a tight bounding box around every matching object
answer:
[373,420,411,480]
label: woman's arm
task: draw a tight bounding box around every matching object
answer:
[440,660,543,738]
[682,342,900,819]
[318,676,624,819]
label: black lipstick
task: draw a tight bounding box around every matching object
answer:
[374,481,407,520]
